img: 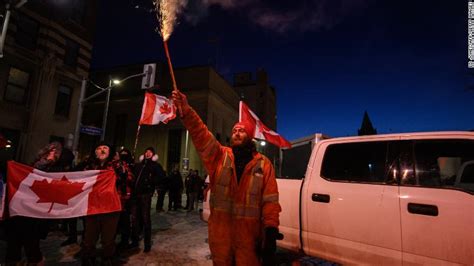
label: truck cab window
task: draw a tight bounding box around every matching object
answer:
[413,140,474,193]
[321,141,390,184]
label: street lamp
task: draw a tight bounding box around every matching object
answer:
[72,68,156,159]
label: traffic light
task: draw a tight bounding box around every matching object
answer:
[141,63,156,89]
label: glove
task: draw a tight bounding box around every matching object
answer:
[171,90,191,117]
[261,227,279,266]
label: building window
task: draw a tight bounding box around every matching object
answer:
[54,85,72,117]
[15,14,39,50]
[64,39,79,67]
[4,67,30,104]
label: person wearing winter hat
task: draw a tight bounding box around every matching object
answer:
[172,90,281,266]
[80,142,133,265]
[130,146,166,252]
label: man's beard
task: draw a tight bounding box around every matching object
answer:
[231,137,255,154]
[232,138,256,183]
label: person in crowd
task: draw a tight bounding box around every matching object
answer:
[175,168,184,209]
[167,165,183,211]
[80,142,129,265]
[172,90,281,265]
[5,142,65,265]
[154,172,169,213]
[184,169,192,209]
[186,170,202,212]
[58,148,81,247]
[131,147,165,252]
[198,174,208,203]
[154,159,168,213]
[115,148,135,250]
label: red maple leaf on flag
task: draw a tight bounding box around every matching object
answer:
[29,176,85,213]
[159,102,172,114]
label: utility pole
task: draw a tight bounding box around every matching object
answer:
[72,78,87,158]
[101,80,112,141]
[1,0,28,58]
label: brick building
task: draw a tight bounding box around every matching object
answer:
[0,0,97,173]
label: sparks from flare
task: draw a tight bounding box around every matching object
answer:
[154,0,187,115]
[155,0,187,42]
[155,0,179,91]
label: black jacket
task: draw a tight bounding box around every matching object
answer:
[168,170,183,192]
[133,155,166,195]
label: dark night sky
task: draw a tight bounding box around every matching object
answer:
[91,0,473,140]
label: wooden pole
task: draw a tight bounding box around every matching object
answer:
[163,40,178,92]
[163,40,182,116]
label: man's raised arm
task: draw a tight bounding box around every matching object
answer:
[172,90,223,178]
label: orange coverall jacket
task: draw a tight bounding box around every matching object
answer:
[182,107,281,266]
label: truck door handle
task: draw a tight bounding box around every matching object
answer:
[312,193,330,203]
[407,203,438,216]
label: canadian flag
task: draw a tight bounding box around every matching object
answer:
[139,92,176,125]
[239,101,292,148]
[4,161,121,219]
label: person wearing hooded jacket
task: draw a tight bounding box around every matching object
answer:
[172,90,282,266]
[131,147,165,252]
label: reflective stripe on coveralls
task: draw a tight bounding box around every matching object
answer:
[181,106,281,266]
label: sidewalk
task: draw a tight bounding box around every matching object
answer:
[0,195,212,265]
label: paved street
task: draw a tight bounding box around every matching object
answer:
[0,195,332,265]
[0,195,213,265]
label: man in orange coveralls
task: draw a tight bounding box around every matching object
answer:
[172,90,281,266]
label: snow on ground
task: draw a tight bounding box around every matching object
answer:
[0,195,319,265]
[0,196,212,265]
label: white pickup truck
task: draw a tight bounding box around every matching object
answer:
[277,131,474,265]
[201,131,474,265]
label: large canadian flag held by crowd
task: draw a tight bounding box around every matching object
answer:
[5,161,121,219]
[239,101,292,148]
[139,92,176,125]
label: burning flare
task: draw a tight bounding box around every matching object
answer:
[155,0,188,41]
